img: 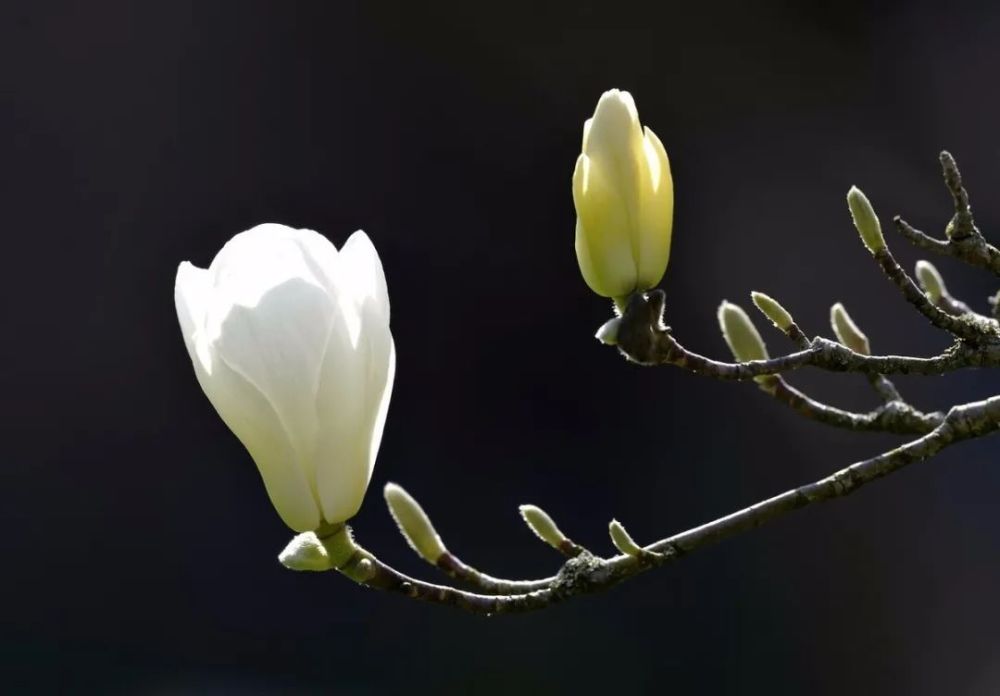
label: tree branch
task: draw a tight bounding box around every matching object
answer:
[761,376,943,435]
[328,395,1000,614]
[614,291,987,377]
[872,247,994,342]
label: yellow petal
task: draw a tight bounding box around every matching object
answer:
[573,154,637,297]
[635,126,673,289]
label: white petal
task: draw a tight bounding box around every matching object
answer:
[199,355,322,532]
[204,224,334,341]
[339,230,390,323]
[214,277,335,489]
[315,301,395,525]
[174,261,212,372]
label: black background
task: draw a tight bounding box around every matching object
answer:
[5,1,1000,693]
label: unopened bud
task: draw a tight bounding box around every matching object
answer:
[847,186,885,253]
[519,504,570,551]
[718,301,769,362]
[750,291,794,331]
[278,532,334,572]
[915,260,947,303]
[384,483,447,564]
[608,519,644,557]
[830,302,870,355]
[595,317,621,345]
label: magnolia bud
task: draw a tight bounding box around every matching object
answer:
[846,186,885,254]
[830,302,870,355]
[915,260,947,303]
[594,317,622,345]
[718,301,769,363]
[278,532,334,571]
[750,291,794,331]
[519,505,570,551]
[384,483,447,564]
[175,225,395,532]
[608,519,644,557]
[573,89,674,301]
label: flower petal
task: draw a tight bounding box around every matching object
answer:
[205,224,332,330]
[315,300,394,524]
[339,230,390,323]
[573,154,637,297]
[213,277,335,491]
[175,261,213,372]
[200,355,322,532]
[636,126,674,289]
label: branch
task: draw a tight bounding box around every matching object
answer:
[436,553,555,594]
[762,376,943,435]
[322,395,1000,614]
[872,247,994,342]
[615,291,988,377]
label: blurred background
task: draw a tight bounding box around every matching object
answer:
[4,0,1000,693]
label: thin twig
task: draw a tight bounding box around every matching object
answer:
[334,396,1000,614]
[436,553,555,594]
[615,293,986,377]
[873,247,992,342]
[761,376,942,435]
[939,150,980,243]
[894,217,1000,277]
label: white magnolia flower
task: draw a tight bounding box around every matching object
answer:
[174,224,395,532]
[573,89,674,300]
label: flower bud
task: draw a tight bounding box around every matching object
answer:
[384,483,447,564]
[915,260,947,303]
[846,186,885,254]
[278,532,334,572]
[519,504,570,551]
[594,317,622,345]
[830,302,870,355]
[573,89,674,301]
[175,224,396,532]
[750,291,794,331]
[717,301,769,363]
[608,519,644,557]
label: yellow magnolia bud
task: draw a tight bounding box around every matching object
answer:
[846,186,885,253]
[915,260,946,303]
[383,483,447,564]
[750,291,794,331]
[573,89,674,301]
[519,504,570,551]
[830,302,870,355]
[718,301,769,363]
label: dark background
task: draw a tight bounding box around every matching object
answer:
[4,0,1000,693]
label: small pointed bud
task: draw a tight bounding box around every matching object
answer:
[384,483,447,564]
[846,186,885,254]
[830,302,870,355]
[718,301,769,362]
[750,291,794,331]
[915,260,947,303]
[278,532,334,572]
[595,317,621,345]
[519,504,570,551]
[608,519,644,557]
